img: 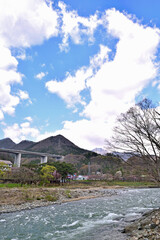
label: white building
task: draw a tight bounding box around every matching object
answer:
[0,160,13,168]
[76,175,88,180]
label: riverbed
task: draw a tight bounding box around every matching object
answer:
[0,188,160,240]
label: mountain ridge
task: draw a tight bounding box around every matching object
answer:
[0,138,16,149]
[0,135,92,156]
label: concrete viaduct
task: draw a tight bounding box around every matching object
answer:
[0,148,63,167]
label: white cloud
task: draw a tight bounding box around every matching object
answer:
[46,67,92,108]
[0,0,59,48]
[24,116,33,122]
[83,9,160,120]
[18,90,29,100]
[0,121,6,126]
[46,44,110,109]
[152,80,159,87]
[16,49,27,60]
[0,0,59,120]
[58,1,101,51]
[0,45,18,69]
[36,118,115,150]
[41,63,46,67]
[0,69,21,117]
[35,71,47,80]
[3,122,39,143]
[0,0,101,121]
[45,8,160,149]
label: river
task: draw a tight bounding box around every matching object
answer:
[0,188,160,240]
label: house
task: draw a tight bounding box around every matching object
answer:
[0,160,13,169]
[76,175,88,180]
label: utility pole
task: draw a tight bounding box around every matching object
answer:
[88,161,91,175]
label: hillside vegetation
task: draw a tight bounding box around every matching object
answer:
[0,135,156,181]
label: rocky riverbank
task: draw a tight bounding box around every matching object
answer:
[124,208,160,240]
[0,187,119,214]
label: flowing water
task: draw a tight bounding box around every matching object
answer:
[0,188,160,240]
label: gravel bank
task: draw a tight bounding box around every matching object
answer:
[0,187,118,214]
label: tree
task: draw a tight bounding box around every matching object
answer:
[9,167,39,184]
[105,99,160,182]
[51,161,75,183]
[0,162,10,178]
[40,165,57,183]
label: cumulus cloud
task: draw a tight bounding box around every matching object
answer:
[24,116,33,122]
[45,8,160,149]
[0,45,21,118]
[35,71,47,80]
[83,9,160,120]
[17,90,30,100]
[46,67,91,108]
[46,45,110,109]
[0,0,59,120]
[0,0,59,48]
[58,1,101,51]
[0,0,101,121]
[3,122,39,143]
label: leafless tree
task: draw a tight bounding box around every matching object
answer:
[105,99,160,182]
[9,167,39,184]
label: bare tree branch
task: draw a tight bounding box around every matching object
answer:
[105,99,160,182]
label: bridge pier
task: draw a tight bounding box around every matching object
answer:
[14,153,21,167]
[40,156,48,164]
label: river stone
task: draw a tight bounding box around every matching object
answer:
[125,208,160,240]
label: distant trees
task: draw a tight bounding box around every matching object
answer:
[9,167,39,185]
[84,152,98,175]
[106,99,160,182]
[39,161,75,183]
[0,160,76,185]
[51,161,75,183]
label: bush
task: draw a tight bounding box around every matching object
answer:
[45,194,58,202]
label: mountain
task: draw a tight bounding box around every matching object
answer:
[0,136,153,180]
[92,148,107,155]
[0,136,134,159]
[0,138,16,149]
[28,135,91,155]
[13,140,35,150]
[112,152,134,161]
[0,135,92,156]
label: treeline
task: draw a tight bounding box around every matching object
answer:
[0,161,76,185]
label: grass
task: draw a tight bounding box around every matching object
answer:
[66,180,157,188]
[64,189,72,198]
[0,182,59,188]
[0,183,23,188]
[22,189,39,201]
[0,183,41,188]
[45,194,58,201]
[105,181,157,187]
[0,180,157,189]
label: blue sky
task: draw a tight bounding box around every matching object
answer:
[0,0,160,150]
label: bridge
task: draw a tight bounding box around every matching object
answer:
[0,148,63,167]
